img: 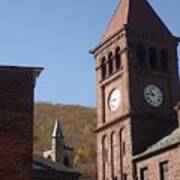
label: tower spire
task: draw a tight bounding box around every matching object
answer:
[52,120,64,139]
[99,0,173,46]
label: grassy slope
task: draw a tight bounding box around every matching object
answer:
[34,102,97,180]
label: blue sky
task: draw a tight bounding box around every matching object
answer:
[0,0,179,107]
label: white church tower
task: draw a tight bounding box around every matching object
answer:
[51,120,64,163]
[43,120,74,168]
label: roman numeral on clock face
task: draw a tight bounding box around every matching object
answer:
[144,84,163,107]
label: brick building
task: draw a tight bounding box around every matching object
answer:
[0,66,81,180]
[91,0,180,179]
[0,66,43,180]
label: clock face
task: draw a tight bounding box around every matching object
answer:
[144,85,163,107]
[109,89,121,111]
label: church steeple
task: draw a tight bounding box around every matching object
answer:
[51,120,64,163]
[43,120,74,168]
[99,0,173,46]
[52,120,64,139]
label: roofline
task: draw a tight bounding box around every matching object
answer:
[33,68,44,77]
[174,36,180,43]
[90,27,178,55]
[33,169,81,176]
[33,155,81,174]
[33,163,81,174]
[133,142,180,162]
[90,27,126,55]
[0,65,44,77]
[0,65,44,70]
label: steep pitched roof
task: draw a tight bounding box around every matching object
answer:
[100,0,173,44]
[52,120,64,138]
[133,128,180,161]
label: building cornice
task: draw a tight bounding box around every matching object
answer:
[132,142,180,162]
[94,113,131,133]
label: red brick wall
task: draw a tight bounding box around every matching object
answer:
[97,119,134,180]
[95,31,134,180]
[127,34,179,155]
[135,147,180,180]
[0,68,34,180]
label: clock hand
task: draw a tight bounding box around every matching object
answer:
[146,92,154,96]
[150,89,155,96]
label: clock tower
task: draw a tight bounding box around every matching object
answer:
[91,0,179,179]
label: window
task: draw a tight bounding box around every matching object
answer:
[115,47,121,70]
[160,161,169,180]
[119,129,124,179]
[111,132,115,178]
[63,156,69,167]
[122,142,126,155]
[149,47,158,70]
[102,136,108,162]
[47,155,52,160]
[160,50,169,72]
[108,52,113,75]
[101,57,107,79]
[137,45,146,67]
[140,168,148,180]
[102,135,108,180]
[123,173,127,180]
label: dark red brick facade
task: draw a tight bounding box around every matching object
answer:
[134,144,180,180]
[91,0,180,179]
[0,66,42,180]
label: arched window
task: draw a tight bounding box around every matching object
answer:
[111,132,115,179]
[160,49,169,72]
[137,45,146,67]
[102,135,108,180]
[108,52,113,75]
[101,57,107,79]
[119,129,124,180]
[63,156,69,167]
[149,47,158,70]
[47,155,52,160]
[115,47,121,70]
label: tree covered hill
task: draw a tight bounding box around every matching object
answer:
[34,102,97,180]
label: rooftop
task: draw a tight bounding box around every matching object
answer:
[133,127,180,161]
[33,154,79,174]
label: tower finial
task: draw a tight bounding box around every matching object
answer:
[52,120,64,138]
